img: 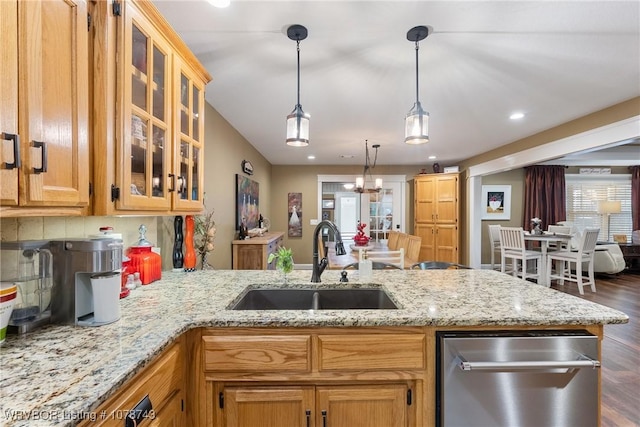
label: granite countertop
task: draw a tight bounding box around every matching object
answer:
[0,269,628,426]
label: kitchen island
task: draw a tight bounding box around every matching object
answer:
[0,269,628,426]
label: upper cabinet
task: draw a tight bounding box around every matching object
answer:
[1,0,90,217]
[91,0,211,215]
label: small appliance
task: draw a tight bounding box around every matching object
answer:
[0,240,53,334]
[49,238,123,327]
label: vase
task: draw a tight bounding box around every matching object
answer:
[183,215,196,272]
[200,252,214,270]
[172,216,184,269]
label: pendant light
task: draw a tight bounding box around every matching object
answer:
[405,26,429,145]
[286,25,310,147]
[354,141,382,193]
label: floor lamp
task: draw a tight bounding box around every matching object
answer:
[597,200,621,242]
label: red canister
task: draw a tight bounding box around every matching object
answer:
[127,246,161,285]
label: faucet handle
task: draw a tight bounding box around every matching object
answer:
[340,270,349,283]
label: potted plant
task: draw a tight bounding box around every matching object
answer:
[268,246,294,283]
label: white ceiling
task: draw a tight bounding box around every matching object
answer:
[152,0,640,167]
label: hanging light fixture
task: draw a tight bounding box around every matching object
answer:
[355,141,382,193]
[404,25,429,145]
[286,24,310,147]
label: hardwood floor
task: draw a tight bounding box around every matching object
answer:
[550,271,640,427]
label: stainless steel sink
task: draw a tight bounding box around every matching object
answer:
[231,288,398,310]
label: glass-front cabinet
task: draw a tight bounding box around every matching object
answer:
[90,0,211,215]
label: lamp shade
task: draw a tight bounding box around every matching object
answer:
[597,200,621,215]
[286,105,310,147]
[405,102,429,144]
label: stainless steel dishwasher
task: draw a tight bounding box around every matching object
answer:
[436,330,600,427]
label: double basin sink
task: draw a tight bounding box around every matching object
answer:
[231,287,398,310]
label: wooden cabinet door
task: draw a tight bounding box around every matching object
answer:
[316,385,408,427]
[17,0,89,207]
[434,175,458,224]
[147,391,184,427]
[172,59,205,211]
[435,224,458,262]
[224,387,315,427]
[0,1,18,205]
[117,2,172,211]
[414,175,436,224]
[415,223,435,261]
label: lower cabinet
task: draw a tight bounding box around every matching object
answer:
[200,327,427,427]
[220,384,408,427]
[78,339,185,427]
[232,232,284,270]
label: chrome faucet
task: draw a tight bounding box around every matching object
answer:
[311,220,346,282]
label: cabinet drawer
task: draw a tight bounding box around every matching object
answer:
[79,343,183,426]
[318,334,425,371]
[203,335,311,372]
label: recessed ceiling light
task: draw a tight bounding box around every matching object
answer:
[428,155,436,160]
[509,112,525,120]
[207,0,230,8]
[340,154,355,159]
[307,155,315,160]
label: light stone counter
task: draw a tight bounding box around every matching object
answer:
[0,269,628,426]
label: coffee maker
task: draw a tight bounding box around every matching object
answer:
[0,240,53,334]
[49,238,123,327]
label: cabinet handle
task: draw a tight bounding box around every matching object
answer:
[322,410,327,427]
[32,140,47,174]
[168,173,176,192]
[2,132,21,169]
[124,394,153,427]
[306,409,311,427]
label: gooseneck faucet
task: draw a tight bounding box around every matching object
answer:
[311,220,346,282]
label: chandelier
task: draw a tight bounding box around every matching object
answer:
[355,141,382,193]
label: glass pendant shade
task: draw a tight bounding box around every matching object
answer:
[355,177,364,190]
[405,101,429,144]
[286,104,310,147]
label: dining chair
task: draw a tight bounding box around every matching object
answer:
[499,227,542,282]
[547,225,572,251]
[488,224,502,270]
[411,261,471,270]
[396,233,409,254]
[405,235,422,264]
[387,231,400,250]
[360,248,405,269]
[547,228,600,295]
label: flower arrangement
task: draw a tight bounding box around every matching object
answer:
[194,209,216,269]
[530,217,543,235]
[353,221,371,246]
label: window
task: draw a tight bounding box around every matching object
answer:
[565,174,632,242]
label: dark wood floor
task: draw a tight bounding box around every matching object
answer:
[550,271,640,427]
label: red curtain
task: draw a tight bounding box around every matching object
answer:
[523,165,566,230]
[631,166,640,231]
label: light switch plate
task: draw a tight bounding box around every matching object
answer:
[310,219,318,225]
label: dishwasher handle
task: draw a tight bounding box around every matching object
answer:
[457,354,600,371]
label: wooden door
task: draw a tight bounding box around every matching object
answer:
[414,175,436,224]
[147,392,184,427]
[172,58,206,211]
[316,385,408,427]
[415,223,435,261]
[224,387,315,427]
[435,224,458,262]
[0,0,18,205]
[18,0,89,207]
[434,174,458,224]
[118,2,171,211]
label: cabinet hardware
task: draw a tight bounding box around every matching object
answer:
[322,410,327,427]
[306,409,311,427]
[168,173,176,192]
[89,182,92,197]
[111,184,120,201]
[87,13,91,31]
[181,399,184,412]
[112,0,121,16]
[125,394,153,427]
[218,392,224,409]
[407,389,412,405]
[32,140,47,174]
[1,132,21,169]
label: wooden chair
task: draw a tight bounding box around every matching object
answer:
[547,228,600,295]
[387,231,400,250]
[396,233,409,254]
[404,235,422,264]
[488,224,502,270]
[499,227,542,282]
[359,248,405,269]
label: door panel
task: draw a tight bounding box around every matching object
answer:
[225,387,314,427]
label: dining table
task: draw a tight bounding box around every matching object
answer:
[524,231,573,286]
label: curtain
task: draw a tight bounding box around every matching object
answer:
[631,165,640,231]
[523,165,566,230]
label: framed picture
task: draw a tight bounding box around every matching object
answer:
[481,185,511,220]
[288,192,302,237]
[236,174,259,229]
[321,199,335,209]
